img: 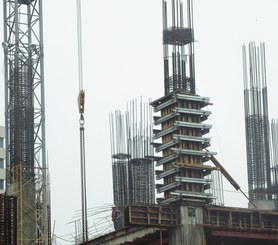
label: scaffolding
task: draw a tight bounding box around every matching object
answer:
[3,0,50,244]
[242,42,272,202]
[109,99,155,211]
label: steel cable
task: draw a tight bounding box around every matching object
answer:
[79,118,88,243]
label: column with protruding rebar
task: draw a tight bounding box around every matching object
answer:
[152,0,216,207]
[152,2,217,244]
[243,42,272,206]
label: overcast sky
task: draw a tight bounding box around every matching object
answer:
[1,0,278,243]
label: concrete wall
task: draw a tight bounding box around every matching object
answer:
[169,206,205,245]
[248,200,275,211]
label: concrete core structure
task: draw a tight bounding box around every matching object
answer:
[168,205,205,245]
[248,200,275,211]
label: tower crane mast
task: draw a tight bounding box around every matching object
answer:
[3,0,50,244]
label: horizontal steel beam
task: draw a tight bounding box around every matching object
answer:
[156,154,178,166]
[173,107,211,116]
[153,98,177,112]
[175,176,212,184]
[171,147,217,156]
[171,190,215,199]
[174,121,212,129]
[153,126,178,139]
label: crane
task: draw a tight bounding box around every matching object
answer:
[76,0,89,243]
[3,0,50,243]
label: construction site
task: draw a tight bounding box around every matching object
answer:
[1,0,278,244]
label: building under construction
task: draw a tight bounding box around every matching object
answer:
[2,0,278,245]
[86,1,278,245]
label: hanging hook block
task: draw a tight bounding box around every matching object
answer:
[78,90,85,114]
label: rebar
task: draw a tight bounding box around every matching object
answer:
[0,194,17,245]
[162,0,195,95]
[270,119,278,209]
[243,42,272,202]
[109,99,155,210]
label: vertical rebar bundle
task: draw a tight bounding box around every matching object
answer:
[270,120,278,209]
[110,111,130,208]
[209,171,224,206]
[109,99,155,210]
[126,100,155,204]
[243,42,272,202]
[9,59,34,173]
[162,0,195,95]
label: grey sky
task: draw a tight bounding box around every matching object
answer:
[1,0,278,243]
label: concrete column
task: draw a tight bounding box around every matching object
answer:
[168,206,205,245]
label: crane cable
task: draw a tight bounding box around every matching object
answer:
[76,0,88,243]
[77,0,83,91]
[79,119,88,242]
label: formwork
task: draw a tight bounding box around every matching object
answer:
[151,0,222,207]
[86,205,278,245]
[205,206,278,245]
[151,92,216,205]
[126,204,177,227]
